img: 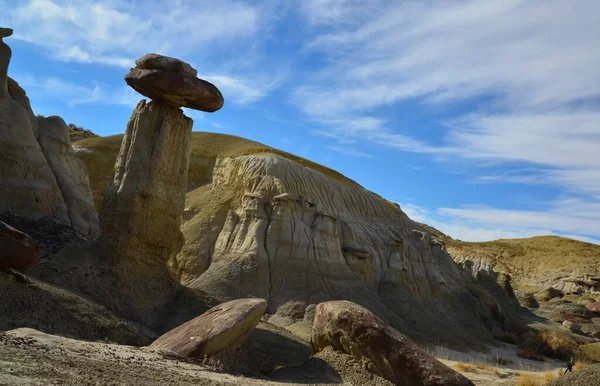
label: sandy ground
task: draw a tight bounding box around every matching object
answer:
[0,328,394,386]
[433,343,568,386]
[2,327,579,386]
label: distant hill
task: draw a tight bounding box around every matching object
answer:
[68,123,99,143]
[444,234,600,294]
[73,132,363,208]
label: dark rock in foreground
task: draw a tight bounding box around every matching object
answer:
[150,298,267,359]
[311,300,475,386]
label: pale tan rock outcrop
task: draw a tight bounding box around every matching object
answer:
[173,154,515,346]
[0,29,70,223]
[150,298,267,359]
[100,100,192,265]
[7,77,38,138]
[311,301,475,386]
[37,116,99,238]
[99,100,193,319]
[76,132,521,346]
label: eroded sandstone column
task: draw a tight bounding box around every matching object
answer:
[100,100,193,266]
[99,54,223,319]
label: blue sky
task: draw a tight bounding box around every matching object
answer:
[2,0,600,244]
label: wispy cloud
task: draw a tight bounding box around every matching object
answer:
[2,0,261,67]
[15,74,139,107]
[1,0,286,105]
[294,0,600,241]
[202,70,288,105]
[400,202,600,245]
[326,146,374,159]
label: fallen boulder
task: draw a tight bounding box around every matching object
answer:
[0,221,39,271]
[516,291,539,309]
[150,298,267,359]
[586,302,600,315]
[536,287,564,303]
[311,300,475,386]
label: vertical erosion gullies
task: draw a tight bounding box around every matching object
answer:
[183,154,518,346]
[0,29,70,225]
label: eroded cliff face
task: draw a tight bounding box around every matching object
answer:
[0,29,98,239]
[173,154,517,346]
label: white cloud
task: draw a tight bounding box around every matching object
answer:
[294,0,600,240]
[202,71,288,105]
[15,74,139,107]
[2,0,261,67]
[326,146,374,159]
[1,0,285,105]
[399,202,600,245]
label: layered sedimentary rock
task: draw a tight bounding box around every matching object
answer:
[99,100,193,315]
[0,28,70,224]
[100,100,193,265]
[446,236,600,295]
[0,28,99,239]
[77,130,520,345]
[37,116,99,238]
[171,154,517,346]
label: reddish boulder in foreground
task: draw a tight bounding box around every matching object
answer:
[311,301,475,386]
[0,220,39,272]
[150,298,267,359]
[586,302,600,315]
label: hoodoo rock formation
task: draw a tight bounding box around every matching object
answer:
[99,54,223,320]
[0,28,98,239]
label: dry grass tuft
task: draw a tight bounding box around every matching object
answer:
[455,361,477,372]
[575,359,591,370]
[577,342,600,363]
[517,329,578,361]
[515,373,542,386]
[543,370,559,383]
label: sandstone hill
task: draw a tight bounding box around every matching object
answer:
[67,123,99,142]
[432,230,600,295]
[73,131,525,349]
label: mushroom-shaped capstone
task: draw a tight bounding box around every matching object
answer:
[124,53,223,112]
[0,28,13,38]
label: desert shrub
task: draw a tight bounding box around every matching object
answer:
[517,329,578,361]
[577,342,600,363]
